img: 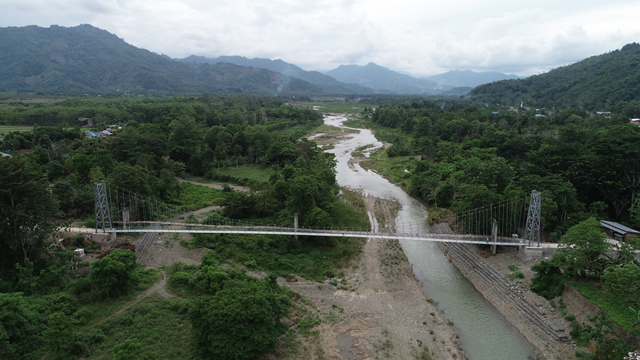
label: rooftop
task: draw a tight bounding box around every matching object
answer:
[600,220,640,235]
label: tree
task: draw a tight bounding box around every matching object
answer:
[0,157,60,266]
[0,293,45,359]
[558,217,610,279]
[603,263,640,306]
[89,249,138,298]
[189,279,290,360]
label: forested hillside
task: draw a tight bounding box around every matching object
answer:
[362,98,640,238]
[469,43,640,110]
[178,55,376,94]
[0,25,322,95]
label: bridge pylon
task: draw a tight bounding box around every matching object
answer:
[524,190,542,247]
[94,180,113,233]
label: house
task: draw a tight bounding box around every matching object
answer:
[600,220,640,242]
[18,149,33,155]
[85,131,100,138]
[78,117,93,127]
[98,130,113,137]
[597,111,612,118]
[630,118,640,126]
[534,114,546,118]
[0,152,11,157]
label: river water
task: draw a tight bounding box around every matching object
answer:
[321,114,534,360]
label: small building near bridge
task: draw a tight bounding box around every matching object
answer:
[600,220,640,242]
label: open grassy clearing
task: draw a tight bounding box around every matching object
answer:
[173,182,225,210]
[0,125,33,135]
[569,280,638,335]
[203,164,275,184]
[84,296,191,360]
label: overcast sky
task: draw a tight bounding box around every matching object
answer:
[2,0,640,76]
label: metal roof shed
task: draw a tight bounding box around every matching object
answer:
[600,220,640,241]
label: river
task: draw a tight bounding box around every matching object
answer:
[321,114,534,360]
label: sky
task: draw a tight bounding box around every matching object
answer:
[2,0,640,77]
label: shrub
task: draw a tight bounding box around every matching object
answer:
[112,339,143,360]
[530,260,565,299]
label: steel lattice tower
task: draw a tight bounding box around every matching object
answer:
[94,181,112,232]
[524,190,542,247]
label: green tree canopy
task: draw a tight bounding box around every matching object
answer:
[557,217,610,278]
[189,278,290,360]
[89,249,138,299]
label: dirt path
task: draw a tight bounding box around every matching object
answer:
[176,177,249,192]
[281,194,463,360]
[104,270,182,321]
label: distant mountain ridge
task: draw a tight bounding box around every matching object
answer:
[325,63,452,94]
[469,43,640,109]
[0,25,323,95]
[177,55,376,94]
[423,70,520,88]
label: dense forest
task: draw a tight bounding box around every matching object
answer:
[0,95,369,359]
[366,98,640,238]
[469,43,640,111]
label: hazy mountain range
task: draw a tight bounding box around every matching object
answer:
[1,23,635,108]
[0,25,323,95]
[176,55,376,95]
[423,70,520,88]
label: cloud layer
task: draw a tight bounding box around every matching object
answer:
[2,0,640,76]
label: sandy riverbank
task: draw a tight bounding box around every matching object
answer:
[276,191,464,360]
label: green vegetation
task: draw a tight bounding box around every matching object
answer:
[367,96,640,356]
[203,164,275,185]
[361,97,639,232]
[0,94,376,359]
[470,42,640,111]
[0,125,32,135]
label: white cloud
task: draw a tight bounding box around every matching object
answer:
[1,0,640,76]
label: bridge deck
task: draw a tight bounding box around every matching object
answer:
[106,223,525,246]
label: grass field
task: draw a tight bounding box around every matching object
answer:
[0,125,33,135]
[203,165,275,184]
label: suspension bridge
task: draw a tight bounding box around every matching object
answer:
[93,181,542,250]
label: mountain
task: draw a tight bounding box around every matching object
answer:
[325,63,452,94]
[0,25,323,95]
[177,55,375,94]
[469,43,640,110]
[440,87,474,96]
[423,70,519,88]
